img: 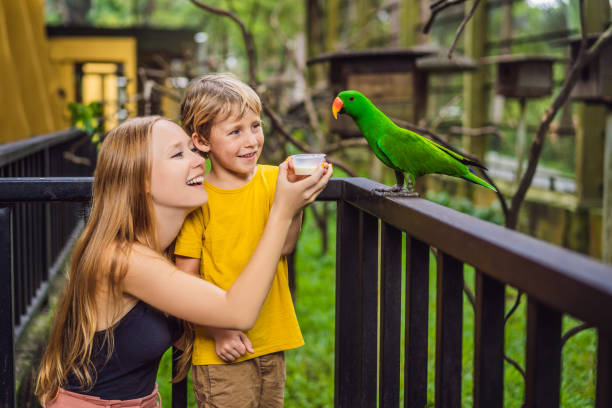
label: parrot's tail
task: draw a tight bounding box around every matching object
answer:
[462,169,497,192]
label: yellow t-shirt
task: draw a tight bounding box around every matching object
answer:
[174,164,304,365]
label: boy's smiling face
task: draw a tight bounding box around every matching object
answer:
[194,108,264,185]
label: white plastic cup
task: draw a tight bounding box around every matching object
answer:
[290,153,327,175]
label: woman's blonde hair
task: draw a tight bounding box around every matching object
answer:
[181,73,262,143]
[36,116,192,405]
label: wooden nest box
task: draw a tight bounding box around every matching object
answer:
[569,34,612,103]
[482,54,557,99]
[414,44,477,75]
[307,47,434,137]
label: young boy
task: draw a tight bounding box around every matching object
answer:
[175,73,305,407]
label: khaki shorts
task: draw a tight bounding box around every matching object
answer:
[192,351,286,408]
[46,384,160,407]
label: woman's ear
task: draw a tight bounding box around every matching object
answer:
[192,132,210,154]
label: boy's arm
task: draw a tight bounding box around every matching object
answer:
[175,254,254,362]
[281,210,303,255]
[175,255,201,278]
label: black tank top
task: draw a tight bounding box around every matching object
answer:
[65,301,182,400]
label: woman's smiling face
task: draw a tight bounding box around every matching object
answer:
[150,120,207,212]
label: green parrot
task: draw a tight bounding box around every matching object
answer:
[332,90,496,196]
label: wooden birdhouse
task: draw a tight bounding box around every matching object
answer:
[414,44,477,74]
[482,54,557,99]
[569,34,612,103]
[307,47,434,137]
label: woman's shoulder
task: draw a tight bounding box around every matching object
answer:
[129,242,164,259]
[125,244,171,276]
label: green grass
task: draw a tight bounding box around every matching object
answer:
[157,202,597,407]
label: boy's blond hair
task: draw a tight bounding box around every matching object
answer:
[181,73,262,143]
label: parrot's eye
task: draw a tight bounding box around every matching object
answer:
[349,97,354,101]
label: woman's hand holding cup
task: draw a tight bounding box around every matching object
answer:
[273,158,332,220]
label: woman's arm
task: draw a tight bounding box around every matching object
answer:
[124,162,332,330]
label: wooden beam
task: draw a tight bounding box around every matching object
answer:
[326,0,340,52]
[574,0,610,206]
[399,0,421,47]
[462,0,488,161]
[603,114,612,263]
[575,101,606,205]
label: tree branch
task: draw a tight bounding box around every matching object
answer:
[424,0,467,34]
[190,0,358,176]
[448,0,481,58]
[190,0,258,86]
[262,105,357,176]
[561,322,593,347]
[324,138,369,155]
[269,6,326,149]
[507,0,612,228]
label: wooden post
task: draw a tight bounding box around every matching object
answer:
[500,0,512,54]
[574,0,610,206]
[575,103,606,205]
[306,0,324,85]
[398,0,421,47]
[326,0,340,52]
[603,113,612,263]
[462,0,488,162]
[356,0,376,49]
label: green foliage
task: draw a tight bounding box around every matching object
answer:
[156,349,197,407]
[425,190,505,225]
[68,101,104,149]
[46,0,304,81]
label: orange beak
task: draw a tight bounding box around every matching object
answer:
[332,97,344,119]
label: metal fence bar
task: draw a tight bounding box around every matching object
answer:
[171,347,187,407]
[0,177,94,203]
[0,207,15,408]
[596,332,612,408]
[525,297,562,408]
[14,203,23,325]
[404,236,430,407]
[0,129,83,168]
[379,222,402,408]
[435,252,463,408]
[473,270,505,408]
[335,201,361,408]
[359,211,379,407]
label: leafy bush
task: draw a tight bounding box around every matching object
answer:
[68,101,104,149]
[425,190,505,225]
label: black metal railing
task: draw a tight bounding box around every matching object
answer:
[1,176,612,407]
[0,130,94,407]
[330,178,612,408]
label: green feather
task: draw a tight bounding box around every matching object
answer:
[335,90,496,192]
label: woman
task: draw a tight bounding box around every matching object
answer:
[36,116,332,407]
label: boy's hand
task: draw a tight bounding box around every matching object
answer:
[208,327,254,362]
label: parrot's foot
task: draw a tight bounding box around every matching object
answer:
[373,186,419,198]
